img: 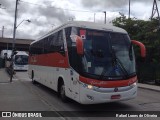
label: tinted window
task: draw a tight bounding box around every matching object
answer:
[30,30,65,55]
[65,27,72,47]
[15,55,28,65]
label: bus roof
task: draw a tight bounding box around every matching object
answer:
[16,51,28,56]
[32,21,128,44]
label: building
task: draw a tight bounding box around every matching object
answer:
[0,37,34,52]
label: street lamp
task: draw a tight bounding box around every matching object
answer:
[16,19,31,29]
[10,19,31,82]
[10,21,31,83]
[10,0,32,82]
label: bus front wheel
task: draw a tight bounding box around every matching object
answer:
[59,82,67,102]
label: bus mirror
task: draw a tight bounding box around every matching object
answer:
[76,36,84,55]
[70,35,84,55]
[131,40,146,57]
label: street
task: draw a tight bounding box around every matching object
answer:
[8,71,159,120]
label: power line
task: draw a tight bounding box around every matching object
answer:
[19,0,94,13]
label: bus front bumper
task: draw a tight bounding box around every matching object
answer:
[79,82,137,104]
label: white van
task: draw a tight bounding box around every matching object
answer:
[0,50,12,59]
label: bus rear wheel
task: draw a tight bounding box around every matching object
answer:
[31,70,36,84]
[59,82,67,102]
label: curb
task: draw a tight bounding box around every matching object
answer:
[138,83,160,92]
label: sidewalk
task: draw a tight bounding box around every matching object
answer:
[138,83,160,92]
[0,68,10,83]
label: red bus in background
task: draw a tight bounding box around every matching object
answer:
[28,21,146,104]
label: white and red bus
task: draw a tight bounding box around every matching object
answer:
[28,21,146,104]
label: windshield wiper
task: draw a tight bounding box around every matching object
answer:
[111,48,129,78]
[99,47,129,80]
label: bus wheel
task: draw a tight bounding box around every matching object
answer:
[31,70,36,84]
[60,82,67,102]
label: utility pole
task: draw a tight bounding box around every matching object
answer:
[13,0,19,50]
[104,11,106,24]
[10,0,19,82]
[2,26,4,38]
[129,0,130,19]
[94,13,96,22]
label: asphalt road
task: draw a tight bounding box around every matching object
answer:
[14,71,160,120]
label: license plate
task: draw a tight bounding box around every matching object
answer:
[18,65,24,67]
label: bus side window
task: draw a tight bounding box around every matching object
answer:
[65,27,72,47]
[29,45,32,56]
[48,33,57,53]
[30,43,37,55]
[37,40,44,54]
[44,37,50,54]
[54,30,65,55]
[58,30,65,53]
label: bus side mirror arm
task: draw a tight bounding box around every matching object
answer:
[131,40,146,58]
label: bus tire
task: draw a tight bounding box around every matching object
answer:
[59,80,67,102]
[31,70,36,84]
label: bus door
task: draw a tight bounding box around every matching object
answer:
[69,69,80,101]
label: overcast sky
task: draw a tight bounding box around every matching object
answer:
[0,0,160,40]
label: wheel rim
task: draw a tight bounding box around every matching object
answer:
[60,85,65,97]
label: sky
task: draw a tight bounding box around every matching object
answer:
[0,0,160,40]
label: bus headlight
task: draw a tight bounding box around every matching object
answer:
[81,82,98,90]
[130,82,137,88]
[87,85,93,89]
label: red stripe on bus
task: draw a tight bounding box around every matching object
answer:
[29,52,69,68]
[79,75,137,88]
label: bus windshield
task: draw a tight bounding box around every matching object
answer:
[71,28,136,80]
[14,55,28,65]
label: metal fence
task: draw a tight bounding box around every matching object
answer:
[137,62,160,84]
